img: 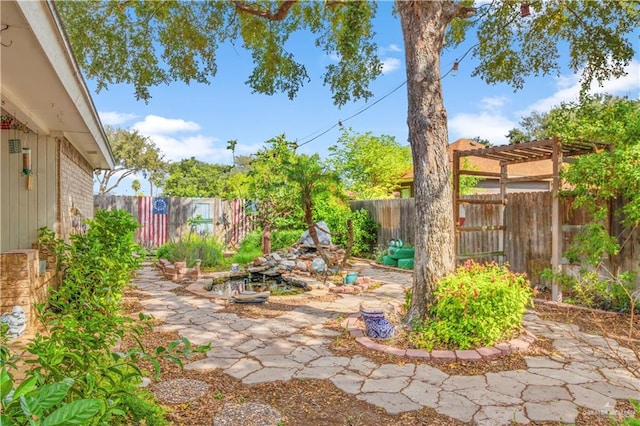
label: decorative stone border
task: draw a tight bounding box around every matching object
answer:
[341,313,537,363]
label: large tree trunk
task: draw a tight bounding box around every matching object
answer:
[397,1,457,323]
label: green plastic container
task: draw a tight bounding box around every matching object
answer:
[388,238,404,248]
[397,258,414,269]
[382,255,398,266]
[387,246,415,260]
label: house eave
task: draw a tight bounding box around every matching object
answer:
[1,0,114,170]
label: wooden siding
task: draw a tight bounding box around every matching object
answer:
[1,131,57,251]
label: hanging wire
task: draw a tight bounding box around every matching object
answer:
[294,2,522,150]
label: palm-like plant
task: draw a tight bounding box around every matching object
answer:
[284,154,342,267]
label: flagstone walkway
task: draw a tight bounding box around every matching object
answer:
[132,263,639,425]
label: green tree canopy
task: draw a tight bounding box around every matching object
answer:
[162,158,231,197]
[549,95,640,226]
[96,127,166,195]
[284,153,342,262]
[245,135,303,235]
[328,128,412,199]
[57,0,639,322]
[505,111,551,144]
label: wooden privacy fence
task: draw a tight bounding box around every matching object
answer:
[94,195,253,249]
[351,198,416,248]
[351,193,639,285]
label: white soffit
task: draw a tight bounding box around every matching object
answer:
[0,0,114,169]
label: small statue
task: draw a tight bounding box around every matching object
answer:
[0,306,27,338]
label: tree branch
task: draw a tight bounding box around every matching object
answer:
[232,0,297,21]
[453,4,477,19]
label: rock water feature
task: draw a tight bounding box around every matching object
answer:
[204,241,348,303]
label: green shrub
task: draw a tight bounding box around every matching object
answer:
[410,261,534,350]
[314,196,378,256]
[272,229,305,250]
[227,229,302,268]
[349,209,379,256]
[545,269,639,313]
[156,234,224,268]
[2,209,209,425]
[52,209,143,314]
[239,229,263,251]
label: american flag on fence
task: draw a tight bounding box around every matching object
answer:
[138,197,169,248]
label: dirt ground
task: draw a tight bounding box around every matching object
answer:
[123,286,639,426]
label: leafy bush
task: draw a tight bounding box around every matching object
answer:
[314,196,378,256]
[156,234,224,268]
[0,371,101,425]
[227,229,303,268]
[349,209,379,256]
[410,261,534,350]
[271,229,305,250]
[1,209,208,425]
[543,268,639,313]
[53,209,143,313]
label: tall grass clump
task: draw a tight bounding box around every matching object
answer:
[156,233,224,268]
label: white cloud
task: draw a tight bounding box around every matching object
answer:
[591,60,640,96]
[99,111,138,126]
[127,114,262,165]
[480,96,509,113]
[449,95,515,144]
[132,115,200,135]
[523,60,640,114]
[449,112,516,145]
[380,44,402,54]
[381,57,402,74]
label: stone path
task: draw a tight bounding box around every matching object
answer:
[133,263,639,425]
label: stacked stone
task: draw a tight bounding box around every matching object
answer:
[156,259,201,281]
[247,245,346,277]
[0,249,55,334]
[329,276,373,294]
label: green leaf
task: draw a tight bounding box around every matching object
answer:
[41,399,101,426]
[12,375,37,402]
[0,368,13,401]
[0,413,14,426]
[35,379,73,410]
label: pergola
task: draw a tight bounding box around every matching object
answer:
[452,137,610,301]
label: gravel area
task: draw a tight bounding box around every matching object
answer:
[213,402,283,426]
[150,378,210,404]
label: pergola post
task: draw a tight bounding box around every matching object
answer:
[551,136,563,302]
[453,150,461,260]
[500,162,508,265]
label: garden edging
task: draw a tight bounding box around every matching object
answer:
[341,313,537,363]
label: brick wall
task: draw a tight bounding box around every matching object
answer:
[58,138,94,242]
[0,250,56,334]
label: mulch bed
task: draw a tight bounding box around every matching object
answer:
[122,282,639,425]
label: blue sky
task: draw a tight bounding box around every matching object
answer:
[91,2,640,195]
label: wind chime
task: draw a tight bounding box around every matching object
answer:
[23,145,32,190]
[5,113,33,190]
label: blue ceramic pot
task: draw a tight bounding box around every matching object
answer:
[360,309,395,339]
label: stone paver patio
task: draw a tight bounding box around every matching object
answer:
[133,262,639,425]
